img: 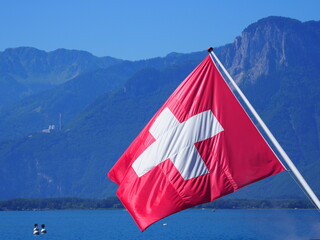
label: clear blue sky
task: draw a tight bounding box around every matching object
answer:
[0,0,319,60]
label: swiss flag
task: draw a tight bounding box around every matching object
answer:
[108,54,285,231]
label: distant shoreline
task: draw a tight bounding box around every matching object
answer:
[0,197,314,211]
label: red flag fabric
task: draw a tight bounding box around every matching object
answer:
[108,55,285,231]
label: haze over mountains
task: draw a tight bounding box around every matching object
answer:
[0,16,319,200]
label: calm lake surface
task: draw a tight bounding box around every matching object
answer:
[0,209,319,240]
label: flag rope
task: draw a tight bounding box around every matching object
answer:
[208,47,320,210]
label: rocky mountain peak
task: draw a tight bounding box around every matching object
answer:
[218,16,320,84]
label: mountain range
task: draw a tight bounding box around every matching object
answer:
[0,16,319,200]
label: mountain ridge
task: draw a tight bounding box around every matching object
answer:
[0,47,123,85]
[0,47,123,109]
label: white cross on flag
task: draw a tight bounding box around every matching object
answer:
[108,54,285,231]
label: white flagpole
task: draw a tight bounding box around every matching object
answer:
[208,47,320,210]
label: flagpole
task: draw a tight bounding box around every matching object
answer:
[208,47,320,210]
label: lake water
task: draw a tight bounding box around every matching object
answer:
[0,209,319,240]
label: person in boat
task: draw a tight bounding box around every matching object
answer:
[33,224,39,235]
[41,224,47,234]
